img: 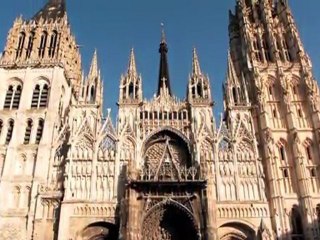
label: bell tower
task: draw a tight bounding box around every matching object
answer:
[229,0,320,238]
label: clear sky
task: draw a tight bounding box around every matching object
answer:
[0,0,319,118]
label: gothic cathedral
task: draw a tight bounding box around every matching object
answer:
[0,0,319,239]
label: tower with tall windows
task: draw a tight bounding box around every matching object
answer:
[0,0,320,240]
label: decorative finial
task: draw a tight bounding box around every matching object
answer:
[161,23,166,43]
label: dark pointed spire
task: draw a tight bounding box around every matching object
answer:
[157,23,172,96]
[32,0,66,21]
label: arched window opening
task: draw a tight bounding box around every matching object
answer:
[268,85,273,96]
[279,145,286,161]
[31,84,49,109]
[24,119,33,144]
[6,120,14,145]
[262,36,272,62]
[26,32,35,59]
[291,206,304,237]
[31,85,40,108]
[16,32,26,59]
[35,119,44,144]
[283,168,289,178]
[282,39,292,62]
[297,108,303,118]
[48,31,58,58]
[191,87,196,98]
[40,84,49,108]
[253,36,262,62]
[38,31,48,58]
[306,145,312,160]
[4,85,14,109]
[90,85,95,103]
[196,83,203,98]
[232,87,238,104]
[4,85,22,110]
[12,85,22,109]
[128,83,134,99]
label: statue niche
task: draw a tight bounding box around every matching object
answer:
[141,130,193,181]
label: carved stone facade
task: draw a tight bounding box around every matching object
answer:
[0,0,319,239]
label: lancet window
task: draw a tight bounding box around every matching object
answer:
[4,84,22,110]
[31,83,49,109]
[5,119,14,145]
[35,119,44,144]
[38,31,48,58]
[253,35,262,62]
[26,32,35,59]
[24,119,33,144]
[48,31,58,58]
[16,32,26,59]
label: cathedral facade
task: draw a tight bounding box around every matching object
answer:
[0,0,320,239]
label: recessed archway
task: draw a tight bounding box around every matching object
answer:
[142,201,199,240]
[80,222,118,240]
[218,222,255,240]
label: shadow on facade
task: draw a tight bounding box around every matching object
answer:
[275,203,320,240]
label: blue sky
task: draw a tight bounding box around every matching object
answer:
[0,0,319,117]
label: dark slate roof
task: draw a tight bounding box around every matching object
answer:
[32,0,66,21]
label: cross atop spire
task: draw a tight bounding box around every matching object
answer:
[192,48,202,76]
[157,23,172,97]
[32,0,66,21]
[161,23,166,44]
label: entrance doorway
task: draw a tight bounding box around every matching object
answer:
[142,203,198,240]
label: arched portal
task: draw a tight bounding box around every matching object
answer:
[218,222,255,240]
[142,201,198,240]
[80,222,117,240]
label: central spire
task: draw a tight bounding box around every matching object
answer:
[157,23,172,97]
[32,0,66,21]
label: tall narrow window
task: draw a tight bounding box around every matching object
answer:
[31,85,40,108]
[232,87,238,105]
[90,85,95,103]
[35,119,44,144]
[4,85,22,110]
[31,84,49,109]
[38,31,48,58]
[16,32,26,59]
[48,31,58,58]
[4,86,14,109]
[262,35,272,62]
[282,39,292,62]
[253,35,262,62]
[26,32,35,59]
[128,83,134,99]
[39,84,49,108]
[279,145,286,161]
[24,119,33,144]
[196,84,203,98]
[6,120,14,145]
[12,85,22,109]
[306,145,312,160]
